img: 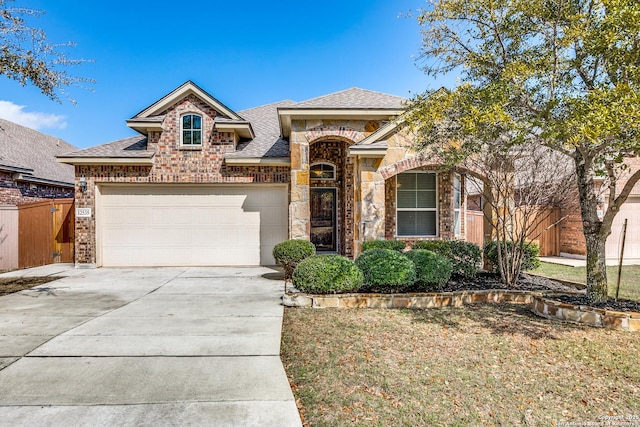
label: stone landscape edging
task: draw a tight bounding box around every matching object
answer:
[283,288,640,331]
[531,294,640,332]
[283,289,557,309]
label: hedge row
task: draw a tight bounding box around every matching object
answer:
[274,239,539,294]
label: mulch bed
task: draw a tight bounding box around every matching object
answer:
[0,277,62,296]
[552,294,640,313]
[439,272,579,293]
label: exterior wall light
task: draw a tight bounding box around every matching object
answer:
[78,176,87,193]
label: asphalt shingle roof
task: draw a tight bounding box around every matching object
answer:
[59,136,152,158]
[226,100,296,159]
[59,87,406,161]
[288,87,406,110]
[0,118,76,185]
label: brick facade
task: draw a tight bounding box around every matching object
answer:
[0,171,73,205]
[74,94,291,266]
[72,88,471,266]
[383,166,464,244]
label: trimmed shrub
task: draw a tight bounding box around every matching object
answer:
[412,240,452,257]
[362,240,406,252]
[355,248,416,292]
[448,240,482,279]
[273,239,315,280]
[292,255,363,294]
[483,240,541,272]
[405,249,452,291]
[413,240,481,278]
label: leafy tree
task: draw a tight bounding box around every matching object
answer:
[405,0,640,303]
[0,0,92,103]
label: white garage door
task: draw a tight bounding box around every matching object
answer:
[98,185,288,267]
[606,196,640,264]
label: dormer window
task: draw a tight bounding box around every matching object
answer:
[310,162,336,180]
[181,114,202,145]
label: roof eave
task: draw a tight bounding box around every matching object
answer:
[13,175,74,188]
[225,157,290,166]
[56,157,154,166]
[348,147,388,158]
[125,120,164,136]
[355,117,405,146]
[277,108,404,137]
[214,122,256,140]
[0,164,34,174]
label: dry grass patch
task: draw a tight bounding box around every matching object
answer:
[281,305,640,426]
[0,277,61,296]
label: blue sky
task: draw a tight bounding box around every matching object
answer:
[0,0,456,149]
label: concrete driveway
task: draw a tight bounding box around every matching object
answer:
[0,265,302,427]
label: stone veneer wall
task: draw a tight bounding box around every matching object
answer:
[0,171,73,204]
[289,121,373,255]
[74,95,290,266]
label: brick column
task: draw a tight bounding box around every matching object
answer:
[289,126,310,240]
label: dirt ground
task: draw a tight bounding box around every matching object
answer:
[0,277,62,296]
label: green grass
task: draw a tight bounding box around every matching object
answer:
[533,262,640,301]
[282,305,640,426]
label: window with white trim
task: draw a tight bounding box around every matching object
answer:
[453,173,462,237]
[310,162,336,180]
[181,114,202,145]
[396,171,437,236]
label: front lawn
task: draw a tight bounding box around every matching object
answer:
[533,262,640,301]
[282,305,640,426]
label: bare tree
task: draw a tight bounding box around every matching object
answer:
[465,144,577,286]
[0,0,93,103]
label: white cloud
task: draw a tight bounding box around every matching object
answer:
[0,101,67,130]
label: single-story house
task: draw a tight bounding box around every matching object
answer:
[58,81,469,267]
[0,118,75,203]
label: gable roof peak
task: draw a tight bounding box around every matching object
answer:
[132,80,243,121]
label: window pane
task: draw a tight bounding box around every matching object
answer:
[397,173,416,190]
[397,211,417,236]
[454,211,461,236]
[454,175,461,192]
[193,130,202,145]
[397,211,437,236]
[183,131,192,145]
[415,211,437,236]
[397,191,416,209]
[192,115,202,130]
[417,173,436,189]
[310,164,335,179]
[416,190,436,208]
[183,115,191,130]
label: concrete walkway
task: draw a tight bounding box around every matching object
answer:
[0,266,302,427]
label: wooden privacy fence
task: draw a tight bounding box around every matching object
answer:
[464,207,560,256]
[0,199,74,270]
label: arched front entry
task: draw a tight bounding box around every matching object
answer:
[309,139,355,257]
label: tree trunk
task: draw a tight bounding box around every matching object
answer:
[574,152,610,303]
[584,231,608,304]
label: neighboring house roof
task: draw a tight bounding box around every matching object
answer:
[0,118,76,186]
[57,136,154,165]
[288,87,405,110]
[226,100,296,161]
